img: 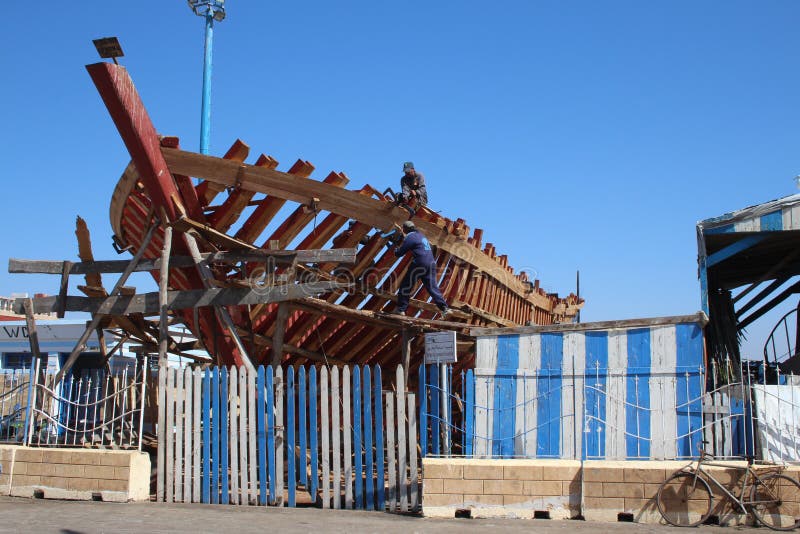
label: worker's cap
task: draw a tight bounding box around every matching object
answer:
[402,221,416,232]
[403,161,415,172]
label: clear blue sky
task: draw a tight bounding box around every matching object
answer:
[2,1,799,358]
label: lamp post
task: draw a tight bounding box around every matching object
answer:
[188,0,226,155]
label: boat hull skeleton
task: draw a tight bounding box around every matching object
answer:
[91,61,582,370]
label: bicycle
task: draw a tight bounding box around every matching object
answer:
[656,442,800,530]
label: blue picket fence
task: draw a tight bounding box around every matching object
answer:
[157,364,419,511]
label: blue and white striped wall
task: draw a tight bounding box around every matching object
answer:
[469,314,707,460]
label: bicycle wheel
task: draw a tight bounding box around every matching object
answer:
[749,473,800,531]
[657,471,713,527]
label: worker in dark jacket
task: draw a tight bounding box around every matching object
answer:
[391,221,449,317]
[400,162,428,206]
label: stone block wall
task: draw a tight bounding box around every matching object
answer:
[0,445,150,502]
[423,458,800,525]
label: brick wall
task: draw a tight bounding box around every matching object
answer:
[423,458,800,525]
[0,445,150,502]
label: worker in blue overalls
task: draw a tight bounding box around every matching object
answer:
[391,221,450,318]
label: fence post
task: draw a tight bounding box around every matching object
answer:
[374,365,385,510]
[287,366,296,507]
[23,355,38,447]
[363,365,374,510]
[137,356,148,451]
[419,364,427,457]
[465,369,474,457]
[309,366,318,504]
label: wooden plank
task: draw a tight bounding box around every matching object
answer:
[234,159,314,243]
[320,367,330,509]
[374,366,385,511]
[156,365,166,502]
[385,392,396,512]
[9,249,357,275]
[21,281,349,316]
[266,366,276,505]
[158,226,173,366]
[396,365,408,512]
[220,367,229,505]
[238,366,248,506]
[275,366,284,506]
[55,219,158,384]
[247,367,258,505]
[87,62,182,221]
[165,368,175,503]
[353,367,362,509]
[309,367,319,504]
[298,367,308,490]
[287,366,296,507]
[331,366,341,509]
[196,139,250,204]
[211,368,220,504]
[363,366,374,510]
[183,367,193,503]
[229,367,240,505]
[257,366,268,506]
[192,369,202,503]
[161,147,556,309]
[56,260,72,319]
[342,366,353,509]
[407,392,418,511]
[174,368,184,503]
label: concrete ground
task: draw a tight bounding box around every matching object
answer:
[0,496,751,534]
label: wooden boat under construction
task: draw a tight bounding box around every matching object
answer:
[89,61,582,373]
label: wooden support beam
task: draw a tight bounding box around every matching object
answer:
[401,329,413,385]
[17,280,348,316]
[55,217,158,385]
[9,249,357,275]
[738,280,800,331]
[87,62,182,222]
[270,302,289,367]
[183,231,256,372]
[160,147,555,311]
[56,261,72,319]
[158,226,173,366]
[241,328,346,366]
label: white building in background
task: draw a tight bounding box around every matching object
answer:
[0,320,137,373]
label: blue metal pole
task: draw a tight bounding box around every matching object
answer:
[200,13,214,155]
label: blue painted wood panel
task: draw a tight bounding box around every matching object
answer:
[584,331,608,459]
[363,366,374,509]
[760,210,783,231]
[257,366,267,506]
[309,366,318,503]
[298,367,307,488]
[626,328,651,458]
[676,323,703,458]
[537,333,562,457]
[266,366,276,505]
[492,335,519,457]
[287,366,296,507]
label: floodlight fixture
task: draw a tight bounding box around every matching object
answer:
[92,37,124,65]
[188,0,226,22]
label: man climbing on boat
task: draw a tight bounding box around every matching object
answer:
[390,221,450,318]
[399,161,427,207]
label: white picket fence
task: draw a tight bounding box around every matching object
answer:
[157,364,420,511]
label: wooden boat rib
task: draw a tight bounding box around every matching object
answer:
[93,61,582,370]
